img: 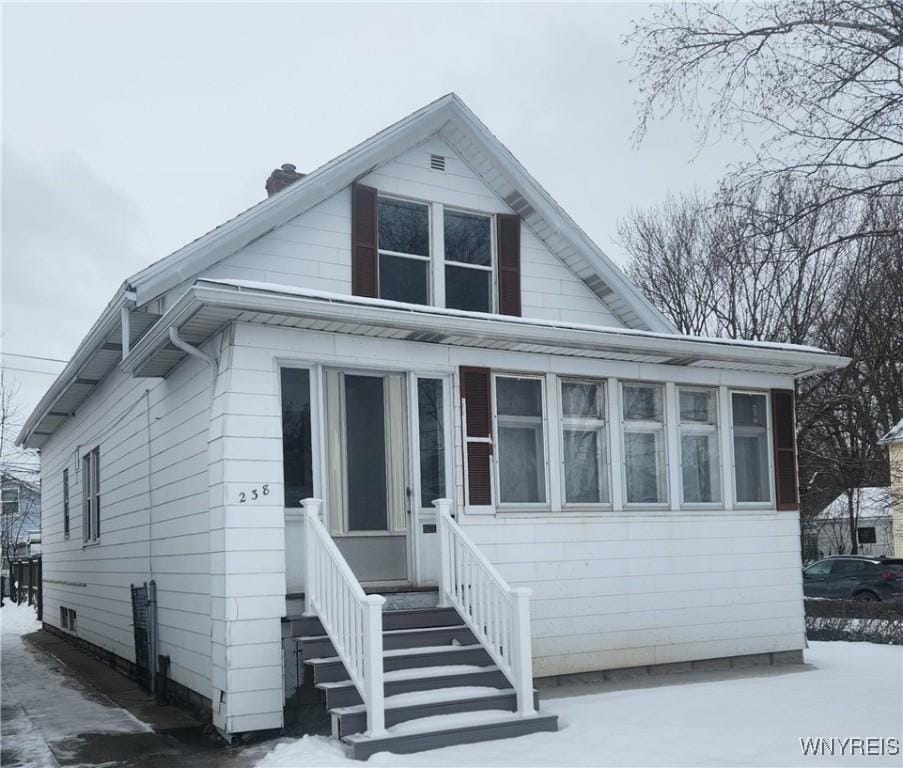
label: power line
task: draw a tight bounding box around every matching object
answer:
[1,366,61,376]
[1,352,68,364]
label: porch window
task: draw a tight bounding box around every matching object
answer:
[280,368,314,507]
[417,378,446,507]
[378,197,430,305]
[495,376,547,505]
[560,379,609,505]
[622,383,667,504]
[731,392,771,503]
[444,210,493,313]
[82,447,100,543]
[678,387,721,504]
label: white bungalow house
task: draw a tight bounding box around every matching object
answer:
[804,487,894,560]
[18,94,848,756]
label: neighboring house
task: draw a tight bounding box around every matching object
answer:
[1,473,41,570]
[17,95,848,752]
[879,419,903,556]
[803,487,894,560]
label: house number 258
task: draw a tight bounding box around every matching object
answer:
[238,485,270,503]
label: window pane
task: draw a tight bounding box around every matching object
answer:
[378,198,429,256]
[444,211,491,266]
[562,381,605,420]
[732,392,767,427]
[418,379,445,507]
[344,376,388,531]
[680,389,716,424]
[734,433,770,502]
[623,384,663,421]
[624,431,665,503]
[445,265,491,313]
[681,433,720,503]
[497,378,543,417]
[858,527,877,544]
[563,428,608,504]
[281,368,313,507]
[380,253,429,304]
[498,425,546,503]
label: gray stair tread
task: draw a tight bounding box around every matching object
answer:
[346,709,518,741]
[318,664,500,690]
[333,686,513,715]
[307,644,482,665]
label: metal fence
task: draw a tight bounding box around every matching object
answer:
[5,555,42,620]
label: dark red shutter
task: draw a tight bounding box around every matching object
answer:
[497,214,521,316]
[771,389,799,511]
[351,183,378,297]
[460,367,492,505]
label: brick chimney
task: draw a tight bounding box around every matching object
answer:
[265,163,305,197]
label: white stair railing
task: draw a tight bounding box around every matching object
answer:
[434,498,536,716]
[302,498,386,736]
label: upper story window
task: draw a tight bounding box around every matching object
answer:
[622,383,667,504]
[377,197,430,304]
[731,392,771,504]
[82,447,101,543]
[678,387,721,504]
[444,211,493,313]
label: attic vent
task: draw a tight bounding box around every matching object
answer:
[430,154,446,172]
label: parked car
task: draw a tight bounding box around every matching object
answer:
[803,556,903,601]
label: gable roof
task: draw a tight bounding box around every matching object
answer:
[815,487,892,521]
[127,93,674,333]
[879,419,903,445]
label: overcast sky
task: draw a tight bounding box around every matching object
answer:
[2,2,749,429]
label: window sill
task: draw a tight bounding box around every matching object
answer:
[81,541,101,549]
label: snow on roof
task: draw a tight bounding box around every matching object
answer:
[879,419,903,445]
[816,487,892,521]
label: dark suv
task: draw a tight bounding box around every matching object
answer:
[803,556,903,601]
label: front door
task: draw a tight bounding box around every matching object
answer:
[325,370,410,584]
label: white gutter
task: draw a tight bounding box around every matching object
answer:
[121,281,850,378]
[168,327,217,387]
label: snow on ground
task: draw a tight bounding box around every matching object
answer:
[256,642,903,767]
[1,601,150,767]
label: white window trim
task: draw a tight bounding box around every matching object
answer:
[729,389,775,508]
[82,447,100,546]
[558,378,612,509]
[443,206,497,314]
[676,385,723,508]
[492,373,551,511]
[377,194,433,305]
[620,381,670,508]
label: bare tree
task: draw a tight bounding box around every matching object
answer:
[627,1,903,239]
[619,183,903,542]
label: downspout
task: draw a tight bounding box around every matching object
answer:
[168,327,218,388]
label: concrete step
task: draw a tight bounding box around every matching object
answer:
[331,687,541,739]
[317,666,510,709]
[307,645,492,684]
[343,711,559,759]
[300,624,477,659]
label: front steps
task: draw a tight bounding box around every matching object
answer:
[284,604,558,759]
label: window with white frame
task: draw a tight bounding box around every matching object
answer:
[731,392,771,503]
[444,210,493,313]
[63,468,70,538]
[560,379,609,505]
[495,376,547,505]
[678,387,721,504]
[82,447,100,543]
[377,196,430,304]
[622,383,667,504]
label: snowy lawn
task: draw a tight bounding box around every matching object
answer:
[257,642,902,767]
